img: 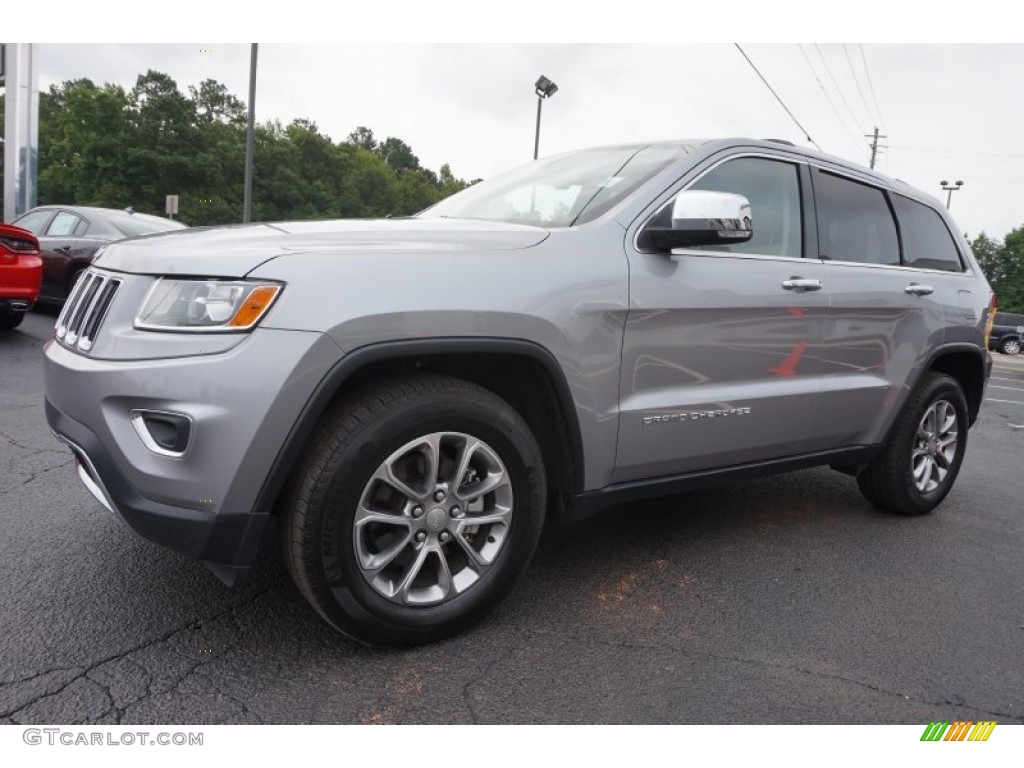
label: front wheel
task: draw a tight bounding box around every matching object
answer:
[282,375,546,646]
[857,372,969,515]
[1000,337,1020,355]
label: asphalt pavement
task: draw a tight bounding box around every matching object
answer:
[1,309,1022,724]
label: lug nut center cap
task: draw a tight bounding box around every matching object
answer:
[425,508,447,533]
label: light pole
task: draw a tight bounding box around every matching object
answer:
[940,179,963,210]
[243,43,258,224]
[533,75,558,160]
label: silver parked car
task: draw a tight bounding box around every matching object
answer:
[44,139,994,645]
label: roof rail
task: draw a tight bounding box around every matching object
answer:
[763,138,796,146]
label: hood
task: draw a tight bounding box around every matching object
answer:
[94,217,550,276]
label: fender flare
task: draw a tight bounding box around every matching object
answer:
[250,336,586,515]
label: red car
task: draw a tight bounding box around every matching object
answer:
[0,223,43,330]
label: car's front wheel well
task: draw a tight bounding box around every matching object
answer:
[334,351,579,511]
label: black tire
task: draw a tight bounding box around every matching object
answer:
[65,266,86,299]
[857,372,969,516]
[282,374,546,646]
[0,312,26,330]
[1000,337,1020,356]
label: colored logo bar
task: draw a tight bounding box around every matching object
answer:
[920,721,996,741]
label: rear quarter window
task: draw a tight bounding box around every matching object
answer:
[892,195,964,272]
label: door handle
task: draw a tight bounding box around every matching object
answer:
[54,246,71,254]
[782,278,823,292]
[904,283,934,296]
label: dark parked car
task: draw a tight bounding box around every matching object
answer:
[11,206,186,304]
[988,311,1023,355]
[0,224,43,330]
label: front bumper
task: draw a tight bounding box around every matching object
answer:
[47,397,268,584]
[43,327,343,584]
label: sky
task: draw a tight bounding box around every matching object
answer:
[5,4,1023,240]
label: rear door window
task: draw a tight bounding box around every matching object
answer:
[892,195,964,272]
[46,211,85,238]
[815,171,899,266]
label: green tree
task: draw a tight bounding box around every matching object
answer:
[38,79,132,208]
[189,79,246,125]
[998,227,1024,313]
[18,70,470,227]
[970,233,1004,289]
[346,126,377,152]
[377,137,420,174]
[973,229,1024,313]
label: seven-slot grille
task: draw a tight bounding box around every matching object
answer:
[56,270,122,352]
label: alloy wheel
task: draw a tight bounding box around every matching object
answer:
[910,399,959,494]
[353,431,513,606]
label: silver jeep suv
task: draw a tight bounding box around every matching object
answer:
[44,139,994,645]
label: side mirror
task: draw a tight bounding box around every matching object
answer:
[640,191,753,251]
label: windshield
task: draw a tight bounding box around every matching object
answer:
[419,144,693,227]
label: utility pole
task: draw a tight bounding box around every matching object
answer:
[242,44,258,224]
[866,126,887,170]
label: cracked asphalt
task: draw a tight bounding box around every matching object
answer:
[2,309,1022,725]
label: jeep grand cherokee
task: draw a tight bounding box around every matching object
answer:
[44,139,994,645]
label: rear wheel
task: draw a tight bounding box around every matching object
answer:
[0,312,25,330]
[857,372,968,515]
[1000,337,1020,355]
[282,375,546,646]
[65,266,87,299]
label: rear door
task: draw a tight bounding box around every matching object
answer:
[616,153,832,482]
[812,168,968,446]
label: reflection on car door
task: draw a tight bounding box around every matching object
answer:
[616,155,832,483]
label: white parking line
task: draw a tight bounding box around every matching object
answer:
[989,385,1024,392]
[991,376,1023,382]
[986,398,1024,405]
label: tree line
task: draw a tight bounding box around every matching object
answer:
[0,70,472,227]
[970,230,1024,314]
[1,71,1023,311]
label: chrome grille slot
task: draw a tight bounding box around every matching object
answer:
[57,270,123,352]
[64,275,102,346]
[55,273,92,339]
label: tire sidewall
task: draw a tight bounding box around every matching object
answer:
[309,389,544,643]
[895,376,969,513]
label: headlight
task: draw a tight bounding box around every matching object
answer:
[135,279,282,332]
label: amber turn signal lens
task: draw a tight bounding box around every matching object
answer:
[228,285,281,328]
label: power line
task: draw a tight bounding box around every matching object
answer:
[858,44,887,133]
[889,163,1024,187]
[814,44,865,133]
[798,44,863,155]
[889,145,1024,160]
[843,44,877,129]
[734,44,822,151]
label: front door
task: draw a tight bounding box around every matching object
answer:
[615,154,832,483]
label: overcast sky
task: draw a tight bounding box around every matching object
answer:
[7,8,1023,240]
